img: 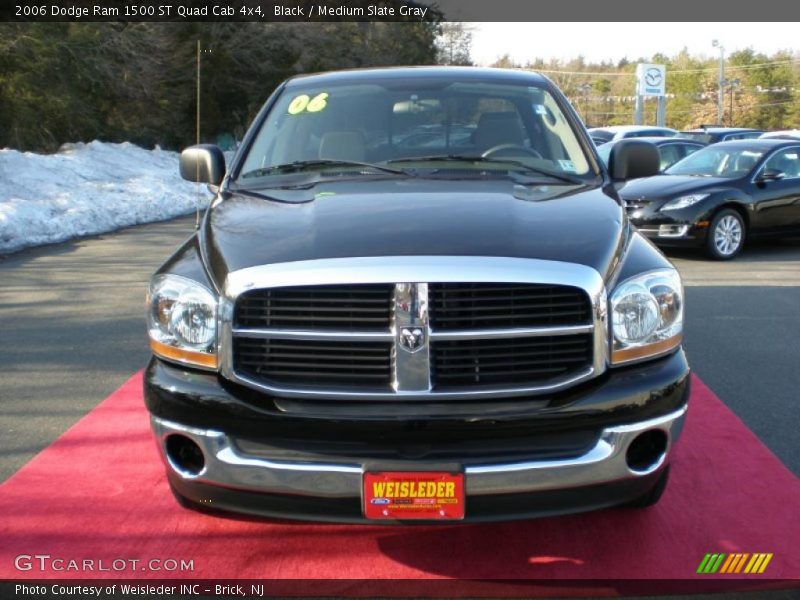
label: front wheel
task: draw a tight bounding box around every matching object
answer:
[706,209,745,260]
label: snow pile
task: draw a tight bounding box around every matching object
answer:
[0,141,209,254]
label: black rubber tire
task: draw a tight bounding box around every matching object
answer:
[620,466,670,509]
[705,208,745,260]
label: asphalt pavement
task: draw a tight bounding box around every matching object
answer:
[0,216,198,482]
[0,222,798,482]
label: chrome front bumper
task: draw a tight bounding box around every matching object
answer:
[151,405,687,499]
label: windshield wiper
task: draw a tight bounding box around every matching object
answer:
[386,155,584,184]
[240,159,408,179]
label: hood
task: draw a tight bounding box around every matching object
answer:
[619,174,733,201]
[201,178,625,288]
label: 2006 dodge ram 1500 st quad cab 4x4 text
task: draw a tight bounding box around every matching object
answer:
[145,67,689,523]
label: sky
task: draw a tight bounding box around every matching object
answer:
[470,23,800,66]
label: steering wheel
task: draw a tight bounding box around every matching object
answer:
[481,144,543,159]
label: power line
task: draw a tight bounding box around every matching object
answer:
[669,59,800,75]
[567,88,797,103]
[582,99,797,117]
[524,57,800,78]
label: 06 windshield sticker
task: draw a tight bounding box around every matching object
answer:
[287,92,329,115]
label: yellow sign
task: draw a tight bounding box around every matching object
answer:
[288,93,329,115]
[372,481,456,499]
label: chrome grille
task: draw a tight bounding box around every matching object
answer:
[234,338,392,388]
[430,283,591,329]
[432,335,593,389]
[235,284,393,330]
[222,256,606,400]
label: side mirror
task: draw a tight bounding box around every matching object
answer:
[608,140,660,181]
[179,144,226,185]
[757,169,785,182]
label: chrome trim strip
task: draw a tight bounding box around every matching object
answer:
[231,328,394,342]
[217,296,235,378]
[228,365,594,401]
[152,405,686,498]
[657,225,690,239]
[465,405,686,494]
[152,417,361,498]
[392,283,431,392]
[230,324,593,342]
[592,284,608,378]
[220,256,608,400]
[225,256,605,297]
[430,324,594,341]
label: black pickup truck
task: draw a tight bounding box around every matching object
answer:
[145,67,689,523]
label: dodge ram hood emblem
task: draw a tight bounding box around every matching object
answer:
[399,327,425,352]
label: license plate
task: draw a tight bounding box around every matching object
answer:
[363,471,465,520]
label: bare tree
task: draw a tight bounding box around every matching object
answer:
[436,23,473,66]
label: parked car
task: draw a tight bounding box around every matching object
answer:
[145,67,689,523]
[588,125,678,145]
[597,137,705,171]
[759,130,800,141]
[678,127,763,144]
[618,138,800,259]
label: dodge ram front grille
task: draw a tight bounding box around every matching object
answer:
[233,338,393,388]
[432,335,594,389]
[430,283,591,329]
[223,257,605,400]
[235,284,393,330]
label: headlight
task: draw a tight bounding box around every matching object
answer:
[147,274,218,369]
[610,268,683,364]
[660,193,709,211]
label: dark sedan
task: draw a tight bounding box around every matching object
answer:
[597,137,705,172]
[618,139,800,259]
[678,127,763,144]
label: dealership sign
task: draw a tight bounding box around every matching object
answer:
[637,64,666,96]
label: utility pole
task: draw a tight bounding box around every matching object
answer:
[656,96,666,127]
[195,39,202,228]
[728,79,740,126]
[196,39,201,146]
[634,95,643,125]
[578,83,592,124]
[712,40,725,125]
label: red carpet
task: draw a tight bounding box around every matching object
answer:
[1,372,798,595]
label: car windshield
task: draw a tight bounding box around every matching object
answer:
[665,145,764,178]
[237,77,593,184]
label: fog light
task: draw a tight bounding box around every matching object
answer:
[626,430,668,473]
[165,434,205,477]
[658,224,689,238]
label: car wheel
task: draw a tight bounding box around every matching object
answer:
[706,209,745,260]
[620,466,670,509]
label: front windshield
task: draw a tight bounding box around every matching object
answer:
[665,145,764,178]
[237,77,593,184]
